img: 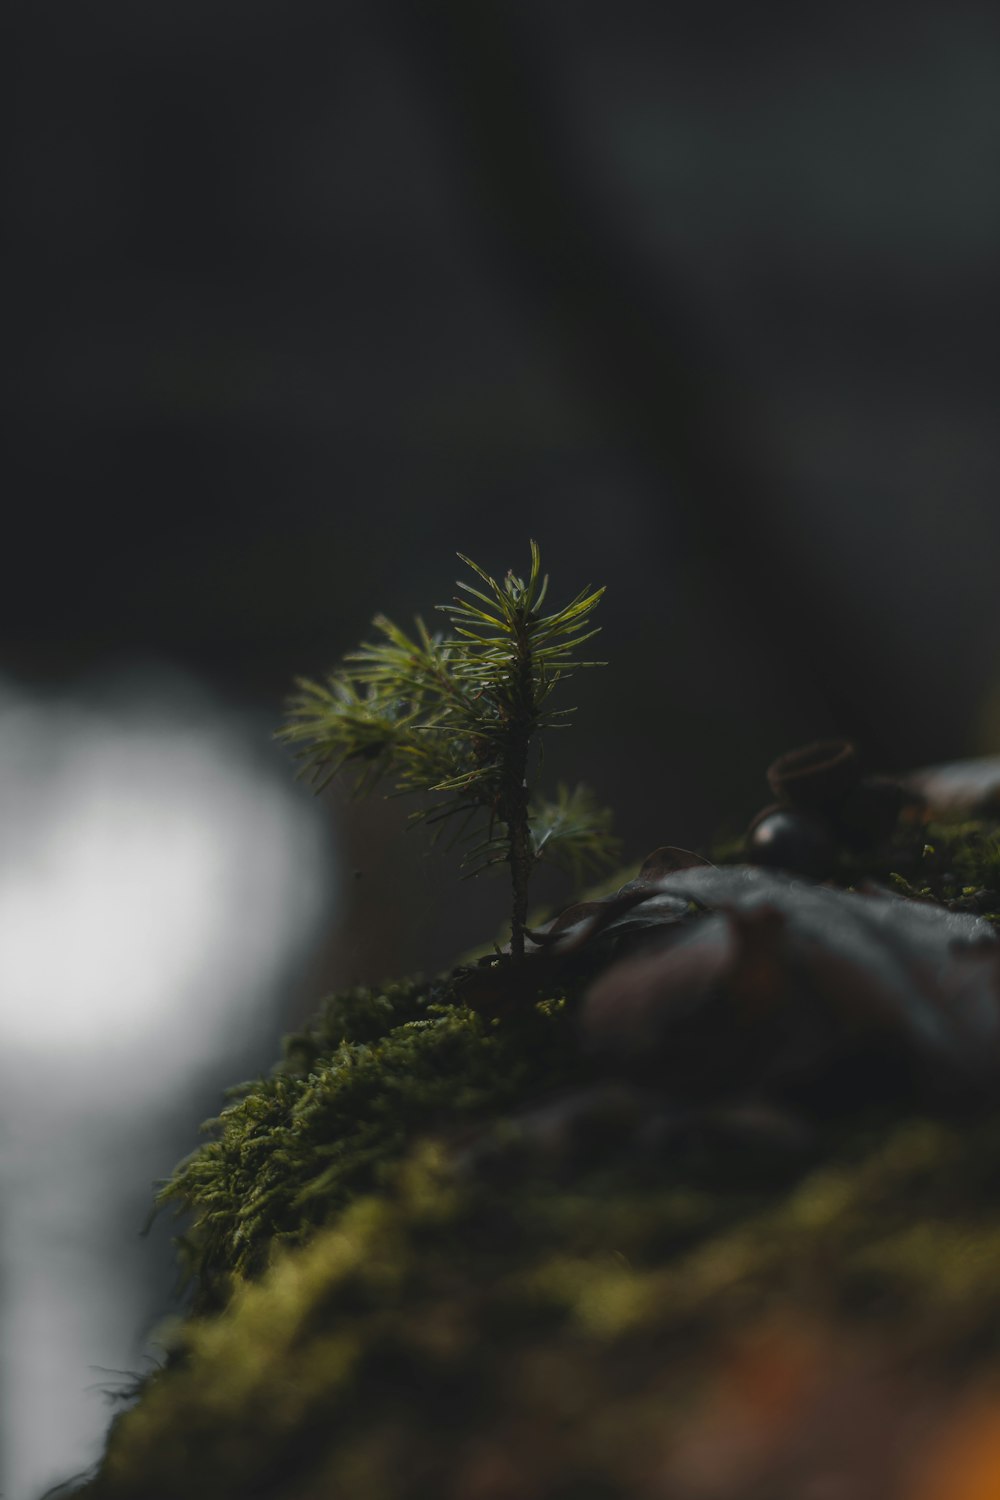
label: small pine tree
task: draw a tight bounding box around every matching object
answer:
[279,541,618,961]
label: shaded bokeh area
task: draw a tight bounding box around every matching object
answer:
[5,2,1000,1494]
[8,5,1000,862]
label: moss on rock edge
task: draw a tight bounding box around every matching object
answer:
[75,820,1000,1499]
[158,977,585,1311]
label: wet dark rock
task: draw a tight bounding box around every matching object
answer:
[748,807,837,878]
[752,740,906,863]
[579,866,1000,1114]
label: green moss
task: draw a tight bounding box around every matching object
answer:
[84,1114,1000,1500]
[159,976,586,1309]
[281,974,438,1063]
[840,817,1000,913]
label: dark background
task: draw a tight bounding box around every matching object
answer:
[7,0,1000,982]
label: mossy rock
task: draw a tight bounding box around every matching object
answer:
[77,822,1000,1499]
[158,976,587,1312]
[79,1120,1000,1499]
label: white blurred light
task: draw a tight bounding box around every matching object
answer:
[0,677,337,1498]
[0,688,332,1068]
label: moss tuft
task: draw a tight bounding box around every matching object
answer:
[158,978,585,1309]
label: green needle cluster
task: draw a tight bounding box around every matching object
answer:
[279,541,618,960]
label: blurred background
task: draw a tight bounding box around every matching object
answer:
[4,1,1000,1493]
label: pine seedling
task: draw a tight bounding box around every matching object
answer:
[279,541,618,961]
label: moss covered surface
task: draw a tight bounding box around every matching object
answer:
[84,1118,1000,1499]
[78,818,1000,1499]
[159,977,586,1311]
